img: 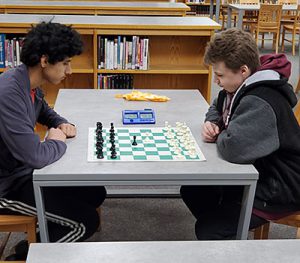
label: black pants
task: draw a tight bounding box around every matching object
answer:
[0,178,106,242]
[180,185,267,240]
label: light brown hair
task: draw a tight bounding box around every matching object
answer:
[204,28,260,73]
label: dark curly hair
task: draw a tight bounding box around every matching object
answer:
[21,21,83,66]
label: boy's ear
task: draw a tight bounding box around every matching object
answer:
[40,55,48,68]
[240,65,250,76]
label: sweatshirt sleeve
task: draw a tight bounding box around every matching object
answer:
[37,97,68,128]
[0,89,67,169]
[216,95,280,164]
[205,98,222,123]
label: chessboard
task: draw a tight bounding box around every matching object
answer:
[87,122,206,162]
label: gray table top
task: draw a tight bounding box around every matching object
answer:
[33,89,257,182]
[26,240,300,263]
[0,13,220,28]
[228,4,298,11]
[0,0,190,10]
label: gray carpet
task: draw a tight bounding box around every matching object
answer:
[0,37,299,259]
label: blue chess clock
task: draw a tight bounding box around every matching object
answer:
[122,109,155,124]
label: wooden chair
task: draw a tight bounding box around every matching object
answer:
[254,99,300,239]
[0,215,36,260]
[295,77,300,94]
[240,0,260,30]
[281,4,300,56]
[278,0,298,24]
[221,0,238,30]
[251,4,282,53]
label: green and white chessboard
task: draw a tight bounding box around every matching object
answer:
[87,126,206,162]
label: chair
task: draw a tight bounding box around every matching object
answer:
[278,0,298,24]
[296,77,300,94]
[240,0,260,30]
[251,4,282,53]
[254,99,300,239]
[281,4,300,56]
[0,215,36,260]
[221,0,238,30]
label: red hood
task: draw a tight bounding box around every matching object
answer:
[258,53,291,79]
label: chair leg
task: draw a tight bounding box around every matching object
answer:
[253,222,270,239]
[292,32,295,56]
[275,33,279,54]
[281,28,285,52]
[296,78,300,93]
[26,221,37,244]
[296,227,300,239]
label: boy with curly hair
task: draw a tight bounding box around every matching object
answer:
[0,22,106,257]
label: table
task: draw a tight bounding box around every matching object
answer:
[33,89,258,242]
[26,240,300,263]
[227,4,298,29]
[0,0,190,16]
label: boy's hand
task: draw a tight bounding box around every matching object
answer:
[46,128,66,142]
[202,121,220,143]
[58,123,76,138]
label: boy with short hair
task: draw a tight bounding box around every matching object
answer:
[181,28,300,240]
[0,22,106,256]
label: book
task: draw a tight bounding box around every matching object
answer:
[0,34,5,68]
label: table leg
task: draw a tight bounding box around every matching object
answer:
[210,0,214,20]
[227,7,232,28]
[237,10,244,29]
[215,0,220,24]
[236,182,256,240]
[33,183,50,243]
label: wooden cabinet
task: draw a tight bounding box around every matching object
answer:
[0,14,220,106]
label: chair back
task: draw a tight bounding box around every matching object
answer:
[257,4,282,30]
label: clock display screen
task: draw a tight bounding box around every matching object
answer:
[140,113,153,119]
[125,113,138,119]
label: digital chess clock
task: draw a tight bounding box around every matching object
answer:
[122,109,156,124]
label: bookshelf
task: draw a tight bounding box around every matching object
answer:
[0,1,190,16]
[0,14,220,107]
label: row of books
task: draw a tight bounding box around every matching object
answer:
[97,36,149,71]
[97,74,134,89]
[188,5,215,16]
[0,34,24,68]
[186,0,206,3]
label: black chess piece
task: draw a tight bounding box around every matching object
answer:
[96,141,103,147]
[132,135,137,146]
[97,152,104,159]
[110,147,117,159]
[110,123,115,133]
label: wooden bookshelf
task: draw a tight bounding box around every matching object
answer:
[0,1,190,17]
[0,14,220,107]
